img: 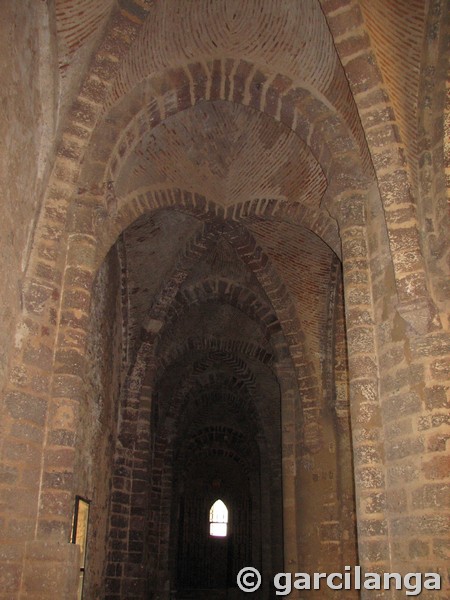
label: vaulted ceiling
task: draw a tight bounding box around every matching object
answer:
[49,0,446,462]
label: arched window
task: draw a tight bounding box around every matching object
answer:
[209,499,228,537]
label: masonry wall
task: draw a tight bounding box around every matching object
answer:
[74,247,123,598]
[366,183,450,585]
[0,0,59,394]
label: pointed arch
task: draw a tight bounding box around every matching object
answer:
[209,499,229,537]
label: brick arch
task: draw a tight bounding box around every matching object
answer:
[150,341,294,474]
[157,336,274,380]
[3,60,352,525]
[158,363,273,430]
[80,58,370,195]
[155,358,273,425]
[93,168,329,600]
[94,186,342,265]
[107,0,342,112]
[11,72,348,408]
[163,377,270,471]
[2,2,354,480]
[53,192,336,462]
[88,192,336,415]
[176,391,262,438]
[7,5,359,422]
[19,51,366,319]
[157,364,273,459]
[112,217,307,551]
[15,3,364,321]
[179,425,259,475]
[0,179,325,557]
[161,278,282,343]
[176,385,264,429]
[111,205,324,455]
[104,195,319,375]
[155,364,278,499]
[319,0,441,333]
[154,336,276,416]
[156,355,262,418]
[415,0,450,322]
[106,216,274,444]
[105,0,371,173]
[13,25,371,380]
[2,135,326,580]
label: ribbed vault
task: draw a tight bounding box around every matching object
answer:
[83,4,357,593]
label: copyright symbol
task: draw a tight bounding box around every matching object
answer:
[237,567,262,592]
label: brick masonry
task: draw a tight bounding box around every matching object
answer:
[0,1,448,599]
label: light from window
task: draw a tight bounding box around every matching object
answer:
[209,499,228,537]
[71,496,90,600]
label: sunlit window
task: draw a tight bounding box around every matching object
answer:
[209,499,228,537]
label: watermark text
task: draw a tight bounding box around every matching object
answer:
[236,566,441,595]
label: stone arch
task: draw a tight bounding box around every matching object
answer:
[1,4,447,599]
[162,278,282,342]
[320,0,442,333]
[100,197,322,424]
[95,186,342,262]
[415,0,450,325]
[15,1,370,310]
[0,6,365,593]
[157,337,275,377]
[9,53,362,429]
[179,425,259,474]
[98,192,332,592]
[158,356,270,430]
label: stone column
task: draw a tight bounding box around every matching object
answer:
[337,189,391,599]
